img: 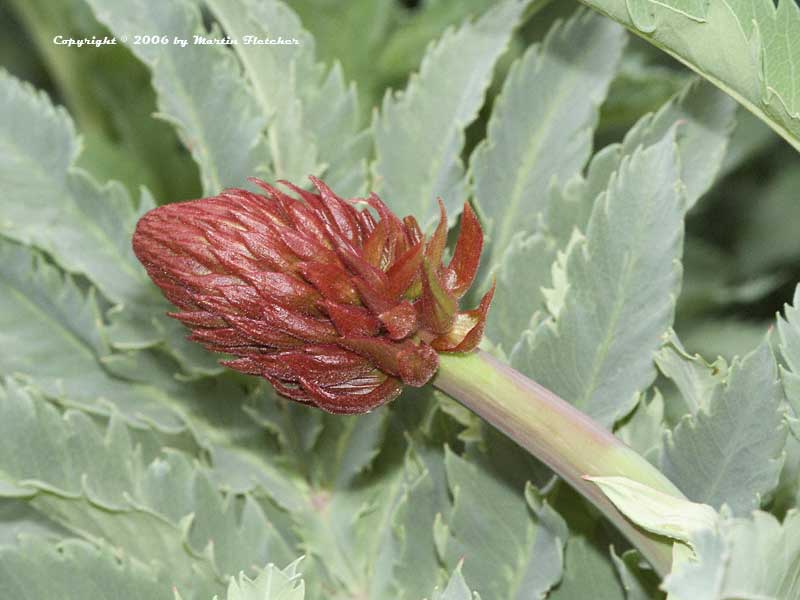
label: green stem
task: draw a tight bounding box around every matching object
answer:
[434,350,683,578]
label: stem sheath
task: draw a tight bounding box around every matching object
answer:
[434,350,683,578]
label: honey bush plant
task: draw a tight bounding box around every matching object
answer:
[1,0,800,598]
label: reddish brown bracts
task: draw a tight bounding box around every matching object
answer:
[133,177,492,413]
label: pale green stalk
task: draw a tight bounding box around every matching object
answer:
[435,350,683,577]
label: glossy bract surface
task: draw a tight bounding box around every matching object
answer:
[133,177,492,413]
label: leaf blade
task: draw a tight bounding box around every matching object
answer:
[372,0,529,227]
[511,132,685,426]
[0,537,171,600]
[206,0,369,196]
[86,0,269,193]
[578,0,800,151]
[660,341,788,515]
[472,8,626,269]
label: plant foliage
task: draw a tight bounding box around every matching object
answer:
[1,0,800,598]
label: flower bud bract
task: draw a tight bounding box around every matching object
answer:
[133,177,493,413]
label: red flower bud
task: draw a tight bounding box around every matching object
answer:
[132,177,493,414]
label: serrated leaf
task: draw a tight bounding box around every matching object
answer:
[0,70,152,308]
[655,330,728,415]
[246,386,422,600]
[372,0,529,228]
[777,285,800,439]
[5,0,199,201]
[242,390,325,477]
[0,238,431,599]
[206,559,305,600]
[311,412,388,490]
[0,69,220,376]
[484,231,556,355]
[286,414,404,599]
[472,8,625,271]
[0,240,183,431]
[779,286,800,372]
[637,80,735,208]
[577,78,735,216]
[246,384,391,491]
[441,448,567,600]
[154,454,298,579]
[0,239,305,510]
[535,80,732,315]
[204,0,317,185]
[287,0,401,116]
[0,537,170,599]
[206,0,369,196]
[0,499,69,546]
[663,510,800,600]
[540,79,732,275]
[86,0,268,194]
[495,81,732,393]
[0,380,302,599]
[389,431,454,599]
[427,562,479,600]
[376,0,502,84]
[660,341,787,515]
[578,0,800,151]
[511,132,685,426]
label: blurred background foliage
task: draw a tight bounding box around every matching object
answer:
[1,0,796,364]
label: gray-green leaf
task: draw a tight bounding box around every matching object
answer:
[207,559,305,600]
[86,0,269,193]
[472,8,625,270]
[0,380,296,598]
[206,0,369,196]
[0,70,152,309]
[427,563,479,600]
[0,537,170,600]
[440,449,567,600]
[372,0,529,228]
[776,284,800,438]
[578,0,800,151]
[663,509,800,600]
[660,341,787,515]
[655,330,728,416]
[511,132,685,426]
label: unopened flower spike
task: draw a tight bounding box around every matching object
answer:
[132,177,493,414]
